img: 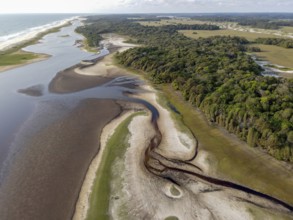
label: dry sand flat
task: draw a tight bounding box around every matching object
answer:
[74,35,138,78]
[116,85,292,220]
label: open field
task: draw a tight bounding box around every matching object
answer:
[180,29,293,69]
[253,44,293,68]
[160,84,293,205]
[140,19,293,37]
[281,26,293,33]
[179,29,284,41]
[139,19,204,26]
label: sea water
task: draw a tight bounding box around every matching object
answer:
[0,14,81,50]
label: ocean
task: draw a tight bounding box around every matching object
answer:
[0,14,82,50]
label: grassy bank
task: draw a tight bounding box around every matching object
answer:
[160,84,293,205]
[86,113,141,220]
[0,51,39,66]
[253,44,293,68]
[0,22,70,71]
[112,59,293,205]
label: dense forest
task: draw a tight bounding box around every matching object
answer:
[79,15,293,162]
[254,38,293,48]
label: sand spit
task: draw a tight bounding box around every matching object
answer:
[0,53,49,73]
[74,34,138,78]
[73,110,134,220]
[48,64,113,94]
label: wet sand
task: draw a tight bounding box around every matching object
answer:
[0,99,122,220]
[49,62,113,94]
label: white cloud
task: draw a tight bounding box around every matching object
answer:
[0,0,292,13]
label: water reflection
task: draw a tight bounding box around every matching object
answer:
[0,19,103,176]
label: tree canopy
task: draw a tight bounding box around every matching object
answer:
[78,15,293,162]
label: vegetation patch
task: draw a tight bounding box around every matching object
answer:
[0,22,69,70]
[165,216,179,220]
[254,37,293,48]
[161,84,293,205]
[252,44,293,68]
[179,29,284,41]
[170,185,181,196]
[86,113,141,220]
[79,16,293,162]
[0,51,39,66]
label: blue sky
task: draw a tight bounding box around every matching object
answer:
[0,0,292,13]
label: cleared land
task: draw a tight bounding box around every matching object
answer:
[253,44,293,68]
[281,26,293,33]
[139,19,204,26]
[179,29,284,41]
[180,29,293,69]
[140,18,293,69]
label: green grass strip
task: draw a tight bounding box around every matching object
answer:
[0,52,38,66]
[161,84,293,205]
[0,23,70,68]
[86,113,141,220]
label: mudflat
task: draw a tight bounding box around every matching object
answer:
[0,98,122,220]
[49,63,113,94]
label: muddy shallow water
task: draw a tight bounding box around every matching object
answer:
[0,20,156,220]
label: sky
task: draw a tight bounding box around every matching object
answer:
[0,0,292,13]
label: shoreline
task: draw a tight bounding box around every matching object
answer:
[73,110,135,220]
[0,52,50,73]
[0,17,77,52]
[71,34,142,219]
[0,17,78,73]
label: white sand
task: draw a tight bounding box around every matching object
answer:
[75,34,138,77]
[0,17,76,51]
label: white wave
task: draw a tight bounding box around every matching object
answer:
[0,16,79,51]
